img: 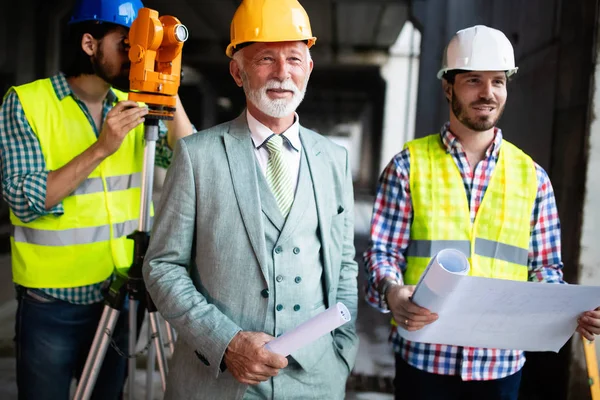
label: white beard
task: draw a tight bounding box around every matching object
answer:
[242,75,308,118]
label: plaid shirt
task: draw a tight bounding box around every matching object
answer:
[364,124,564,381]
[0,73,174,304]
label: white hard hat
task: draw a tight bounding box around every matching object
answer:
[437,25,518,80]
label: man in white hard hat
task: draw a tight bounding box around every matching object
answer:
[364,25,600,399]
[142,0,358,399]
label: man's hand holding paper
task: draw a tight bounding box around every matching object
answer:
[224,331,288,385]
[386,285,438,331]
[578,306,600,341]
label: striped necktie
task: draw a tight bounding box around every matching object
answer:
[265,134,294,217]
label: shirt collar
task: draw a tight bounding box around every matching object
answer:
[247,109,301,152]
[440,122,503,159]
[51,73,118,104]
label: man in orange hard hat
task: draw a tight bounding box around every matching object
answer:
[143,0,359,399]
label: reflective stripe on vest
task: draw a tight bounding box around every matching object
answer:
[406,238,528,266]
[72,172,142,196]
[9,78,146,288]
[403,133,538,285]
[12,219,139,246]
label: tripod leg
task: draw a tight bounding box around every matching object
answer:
[164,319,176,355]
[74,306,121,400]
[148,311,169,391]
[127,298,138,400]
[146,318,156,400]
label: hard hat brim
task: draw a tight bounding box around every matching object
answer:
[226,37,317,58]
[437,67,519,80]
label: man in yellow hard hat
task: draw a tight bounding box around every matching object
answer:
[364,25,600,399]
[142,0,359,399]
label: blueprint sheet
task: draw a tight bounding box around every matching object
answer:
[399,249,600,352]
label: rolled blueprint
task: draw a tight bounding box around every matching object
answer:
[265,302,351,356]
[411,248,470,312]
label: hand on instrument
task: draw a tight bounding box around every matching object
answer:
[386,284,438,331]
[577,306,600,341]
[224,331,288,385]
[96,100,148,158]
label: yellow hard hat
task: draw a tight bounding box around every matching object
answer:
[226,0,317,58]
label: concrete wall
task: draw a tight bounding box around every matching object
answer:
[412,0,599,398]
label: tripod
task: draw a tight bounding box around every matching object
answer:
[74,116,174,400]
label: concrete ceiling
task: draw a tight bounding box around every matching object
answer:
[143,0,410,64]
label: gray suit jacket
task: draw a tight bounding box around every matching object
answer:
[143,114,359,399]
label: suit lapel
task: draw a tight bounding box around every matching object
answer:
[224,113,268,280]
[300,127,333,296]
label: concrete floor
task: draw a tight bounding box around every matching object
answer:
[0,241,396,399]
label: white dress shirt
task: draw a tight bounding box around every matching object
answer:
[247,109,302,193]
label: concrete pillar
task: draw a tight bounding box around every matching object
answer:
[580,63,600,287]
[573,20,600,399]
[379,20,421,172]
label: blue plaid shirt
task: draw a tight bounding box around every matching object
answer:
[0,73,174,305]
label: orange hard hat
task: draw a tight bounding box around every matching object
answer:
[226,0,317,58]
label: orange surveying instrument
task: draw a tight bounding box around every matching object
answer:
[75,7,188,400]
[128,7,188,119]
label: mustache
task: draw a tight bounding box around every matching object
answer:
[264,79,300,94]
[471,100,498,107]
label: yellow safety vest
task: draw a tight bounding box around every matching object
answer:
[9,78,145,288]
[404,133,538,284]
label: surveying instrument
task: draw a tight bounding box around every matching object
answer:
[74,7,188,400]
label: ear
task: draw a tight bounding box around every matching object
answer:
[308,57,314,74]
[442,79,452,102]
[229,59,244,88]
[81,33,97,57]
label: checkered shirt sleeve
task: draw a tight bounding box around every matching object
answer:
[363,149,411,311]
[528,164,564,283]
[0,91,65,222]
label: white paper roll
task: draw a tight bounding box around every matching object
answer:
[436,248,470,274]
[411,248,471,312]
[265,302,351,356]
